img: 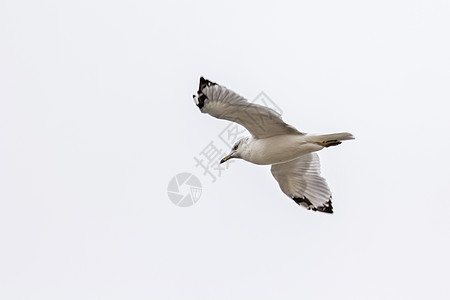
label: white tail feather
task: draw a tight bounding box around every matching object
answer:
[307,132,355,147]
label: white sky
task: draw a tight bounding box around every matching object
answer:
[1,0,449,299]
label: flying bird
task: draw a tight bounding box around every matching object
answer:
[192,77,354,213]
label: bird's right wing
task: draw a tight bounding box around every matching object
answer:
[193,77,303,139]
[271,153,333,213]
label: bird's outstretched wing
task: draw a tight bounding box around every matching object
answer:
[271,153,333,213]
[193,77,303,139]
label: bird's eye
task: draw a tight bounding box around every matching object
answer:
[232,144,238,151]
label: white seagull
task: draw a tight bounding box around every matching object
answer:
[193,77,354,213]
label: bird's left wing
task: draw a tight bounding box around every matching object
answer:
[271,153,334,213]
[193,77,303,139]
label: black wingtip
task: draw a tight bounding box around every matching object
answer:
[195,77,218,110]
[198,76,217,94]
[198,76,207,92]
[196,93,207,109]
[292,197,334,214]
[315,199,334,214]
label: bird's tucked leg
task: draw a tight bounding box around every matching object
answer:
[316,140,342,147]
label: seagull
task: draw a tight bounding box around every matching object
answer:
[192,77,354,213]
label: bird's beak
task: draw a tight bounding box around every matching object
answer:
[220,152,234,164]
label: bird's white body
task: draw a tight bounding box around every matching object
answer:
[241,135,323,165]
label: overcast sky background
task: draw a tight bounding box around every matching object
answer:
[1,0,450,299]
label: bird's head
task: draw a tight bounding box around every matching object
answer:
[220,137,249,164]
